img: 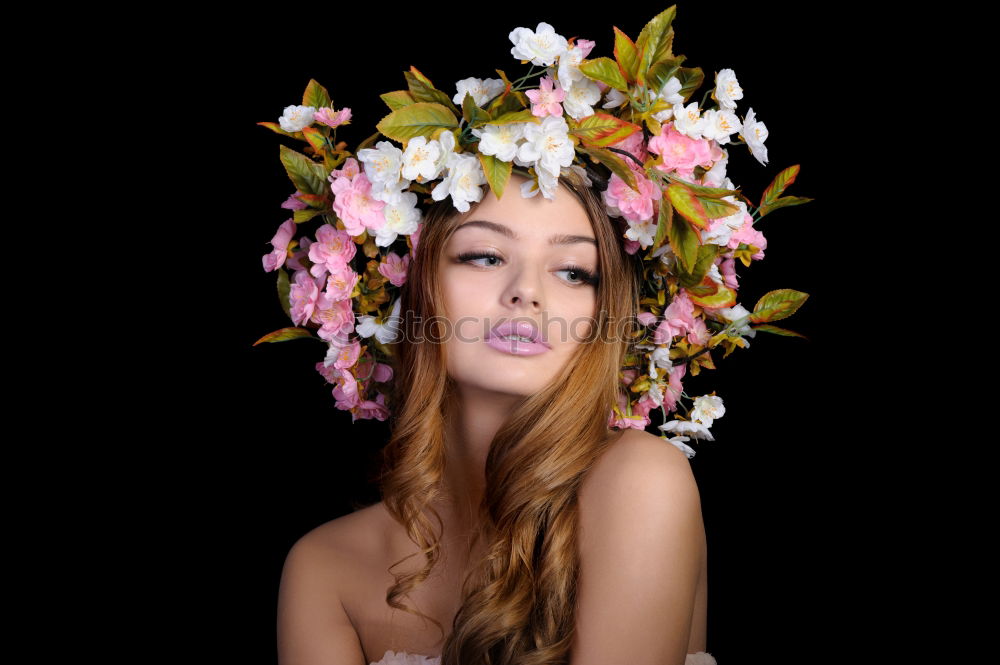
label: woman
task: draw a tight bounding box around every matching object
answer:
[276,170,713,665]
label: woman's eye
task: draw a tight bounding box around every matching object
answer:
[557,267,598,286]
[458,251,502,267]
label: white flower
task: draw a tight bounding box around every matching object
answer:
[665,435,697,459]
[517,115,575,174]
[279,104,316,133]
[671,101,706,139]
[375,191,422,247]
[509,22,568,67]
[714,69,743,111]
[356,298,402,345]
[700,108,742,145]
[624,216,657,249]
[707,261,724,286]
[432,130,457,176]
[651,77,685,123]
[740,107,769,166]
[556,39,593,92]
[358,141,406,201]
[700,148,729,188]
[717,303,757,345]
[472,122,527,162]
[535,161,561,200]
[690,394,726,428]
[453,77,506,107]
[602,87,628,109]
[649,344,673,380]
[702,196,748,246]
[400,136,443,182]
[659,419,715,441]
[432,152,486,212]
[562,77,603,120]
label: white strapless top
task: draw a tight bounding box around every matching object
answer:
[370,649,717,664]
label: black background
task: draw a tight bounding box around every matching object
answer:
[152,4,907,663]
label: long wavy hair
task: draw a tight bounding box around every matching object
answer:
[378,169,642,665]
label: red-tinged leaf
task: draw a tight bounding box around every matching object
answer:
[571,112,642,148]
[252,326,315,346]
[668,208,700,273]
[257,121,299,139]
[302,79,332,110]
[758,195,814,219]
[301,126,328,156]
[666,183,739,230]
[613,26,639,83]
[296,193,327,209]
[749,289,810,323]
[292,208,323,223]
[759,164,801,209]
[576,145,636,191]
[652,198,671,250]
[688,283,736,309]
[750,324,809,340]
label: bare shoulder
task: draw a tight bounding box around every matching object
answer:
[572,430,704,665]
[277,502,387,665]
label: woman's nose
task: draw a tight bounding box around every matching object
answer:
[503,269,543,310]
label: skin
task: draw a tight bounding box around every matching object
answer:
[433,173,600,536]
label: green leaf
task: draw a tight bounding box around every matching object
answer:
[301,126,328,156]
[277,267,292,319]
[667,208,699,273]
[279,144,327,197]
[356,131,382,152]
[613,26,639,83]
[757,195,814,219]
[635,6,677,82]
[571,112,642,148]
[461,92,493,127]
[750,324,809,340]
[403,67,460,115]
[674,66,705,103]
[479,153,512,201]
[576,145,636,191]
[749,289,810,323]
[652,198,671,250]
[303,79,332,111]
[677,244,720,288]
[376,102,459,143]
[380,90,416,110]
[293,208,323,223]
[645,56,684,98]
[688,283,736,309]
[489,108,536,126]
[578,56,629,92]
[666,183,740,230]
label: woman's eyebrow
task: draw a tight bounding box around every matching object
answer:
[455,220,596,246]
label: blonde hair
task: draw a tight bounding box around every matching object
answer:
[379,171,641,664]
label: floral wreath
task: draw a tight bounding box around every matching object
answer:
[255,5,812,459]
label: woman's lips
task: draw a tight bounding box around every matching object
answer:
[484,334,551,356]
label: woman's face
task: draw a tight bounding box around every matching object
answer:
[437,175,600,398]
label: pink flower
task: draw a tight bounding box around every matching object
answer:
[262,218,296,272]
[289,270,323,326]
[308,224,357,279]
[281,190,309,210]
[661,363,686,413]
[324,265,360,302]
[603,171,661,223]
[633,395,657,420]
[608,392,651,430]
[686,317,712,346]
[314,106,352,129]
[622,237,640,255]
[647,123,716,181]
[718,256,739,289]
[525,76,566,117]
[373,362,393,383]
[637,311,658,327]
[409,222,423,257]
[332,369,360,410]
[355,392,390,422]
[312,295,355,341]
[315,360,342,384]
[378,252,410,287]
[287,236,312,272]
[654,289,698,344]
[611,132,649,174]
[332,339,361,370]
[729,217,767,260]
[330,171,387,237]
[330,157,360,180]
